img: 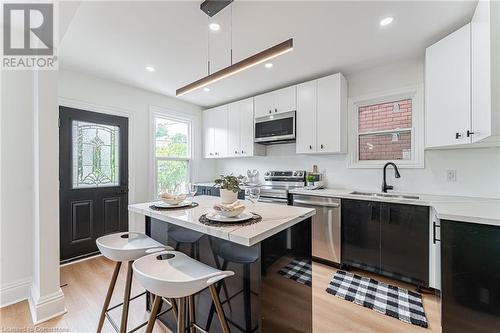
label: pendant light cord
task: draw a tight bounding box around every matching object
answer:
[230,2,233,65]
[207,16,211,75]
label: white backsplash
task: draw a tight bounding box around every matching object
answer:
[214,143,500,199]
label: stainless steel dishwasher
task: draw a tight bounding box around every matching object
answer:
[293,194,341,266]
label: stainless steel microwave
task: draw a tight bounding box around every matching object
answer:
[254,111,296,144]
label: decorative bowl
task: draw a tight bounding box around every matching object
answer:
[160,193,187,205]
[218,205,246,218]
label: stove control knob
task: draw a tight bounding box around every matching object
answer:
[292,171,297,176]
[297,172,303,177]
[265,172,270,177]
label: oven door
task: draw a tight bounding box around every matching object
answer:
[254,111,295,143]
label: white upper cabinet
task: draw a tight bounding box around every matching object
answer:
[205,98,265,159]
[203,105,228,158]
[296,73,348,154]
[425,0,500,148]
[296,80,317,153]
[227,98,265,157]
[317,74,348,153]
[471,0,500,143]
[254,86,297,117]
[425,24,471,148]
[275,86,296,114]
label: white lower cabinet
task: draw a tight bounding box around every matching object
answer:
[296,73,347,154]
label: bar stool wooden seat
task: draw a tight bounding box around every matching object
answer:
[133,250,234,333]
[96,232,173,333]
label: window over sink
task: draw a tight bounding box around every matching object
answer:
[348,85,424,168]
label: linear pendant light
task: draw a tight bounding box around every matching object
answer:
[176,38,293,96]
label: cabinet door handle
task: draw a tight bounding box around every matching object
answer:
[241,150,244,154]
[433,221,441,244]
[370,204,378,222]
[455,132,462,139]
[269,110,272,114]
[467,130,475,137]
[309,145,312,150]
[320,144,324,149]
[274,108,277,113]
[235,150,238,154]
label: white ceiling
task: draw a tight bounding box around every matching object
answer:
[59,1,477,108]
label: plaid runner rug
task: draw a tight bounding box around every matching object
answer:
[326,270,428,328]
[278,258,312,287]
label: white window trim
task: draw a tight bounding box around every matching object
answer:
[149,106,194,198]
[348,85,425,169]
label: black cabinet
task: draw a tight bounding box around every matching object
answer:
[342,199,429,286]
[441,220,500,333]
[196,185,244,199]
[342,200,381,273]
[380,203,429,285]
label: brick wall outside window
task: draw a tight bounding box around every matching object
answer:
[358,99,412,161]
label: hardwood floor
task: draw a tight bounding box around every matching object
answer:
[0,256,441,332]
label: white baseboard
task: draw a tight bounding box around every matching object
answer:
[28,285,66,325]
[0,277,32,308]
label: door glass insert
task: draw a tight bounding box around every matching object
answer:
[72,120,120,188]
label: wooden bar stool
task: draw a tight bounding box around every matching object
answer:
[132,250,234,333]
[96,232,173,333]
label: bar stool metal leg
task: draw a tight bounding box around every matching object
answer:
[169,298,178,318]
[119,261,134,333]
[209,285,231,333]
[177,298,186,333]
[188,295,195,333]
[97,261,122,333]
[145,295,162,333]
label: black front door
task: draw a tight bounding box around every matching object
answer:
[59,106,129,262]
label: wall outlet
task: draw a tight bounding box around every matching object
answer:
[446,170,457,182]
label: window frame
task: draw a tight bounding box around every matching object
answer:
[150,111,193,197]
[348,85,424,169]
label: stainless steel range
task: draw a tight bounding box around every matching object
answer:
[258,170,306,205]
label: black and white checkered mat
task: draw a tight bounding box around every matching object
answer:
[278,258,312,287]
[326,270,428,328]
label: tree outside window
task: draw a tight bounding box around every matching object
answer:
[154,117,191,196]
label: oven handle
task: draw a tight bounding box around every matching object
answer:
[257,197,289,204]
[293,199,340,208]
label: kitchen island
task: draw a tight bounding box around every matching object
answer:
[129,195,315,333]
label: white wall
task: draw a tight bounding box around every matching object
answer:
[215,59,500,199]
[0,71,34,306]
[58,69,216,230]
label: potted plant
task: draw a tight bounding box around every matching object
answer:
[214,174,245,204]
[307,174,315,186]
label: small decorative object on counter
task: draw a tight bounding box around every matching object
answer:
[306,174,315,186]
[214,174,245,204]
[246,169,260,185]
[213,201,246,217]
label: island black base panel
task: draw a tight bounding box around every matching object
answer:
[145,216,312,333]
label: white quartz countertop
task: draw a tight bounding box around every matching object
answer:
[290,188,500,226]
[129,196,315,247]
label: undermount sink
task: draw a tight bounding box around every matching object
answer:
[350,191,420,200]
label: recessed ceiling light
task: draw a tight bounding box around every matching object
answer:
[264,63,273,69]
[145,66,155,72]
[380,17,394,27]
[209,23,220,31]
[203,87,210,92]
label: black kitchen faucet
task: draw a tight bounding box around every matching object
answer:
[382,162,401,193]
